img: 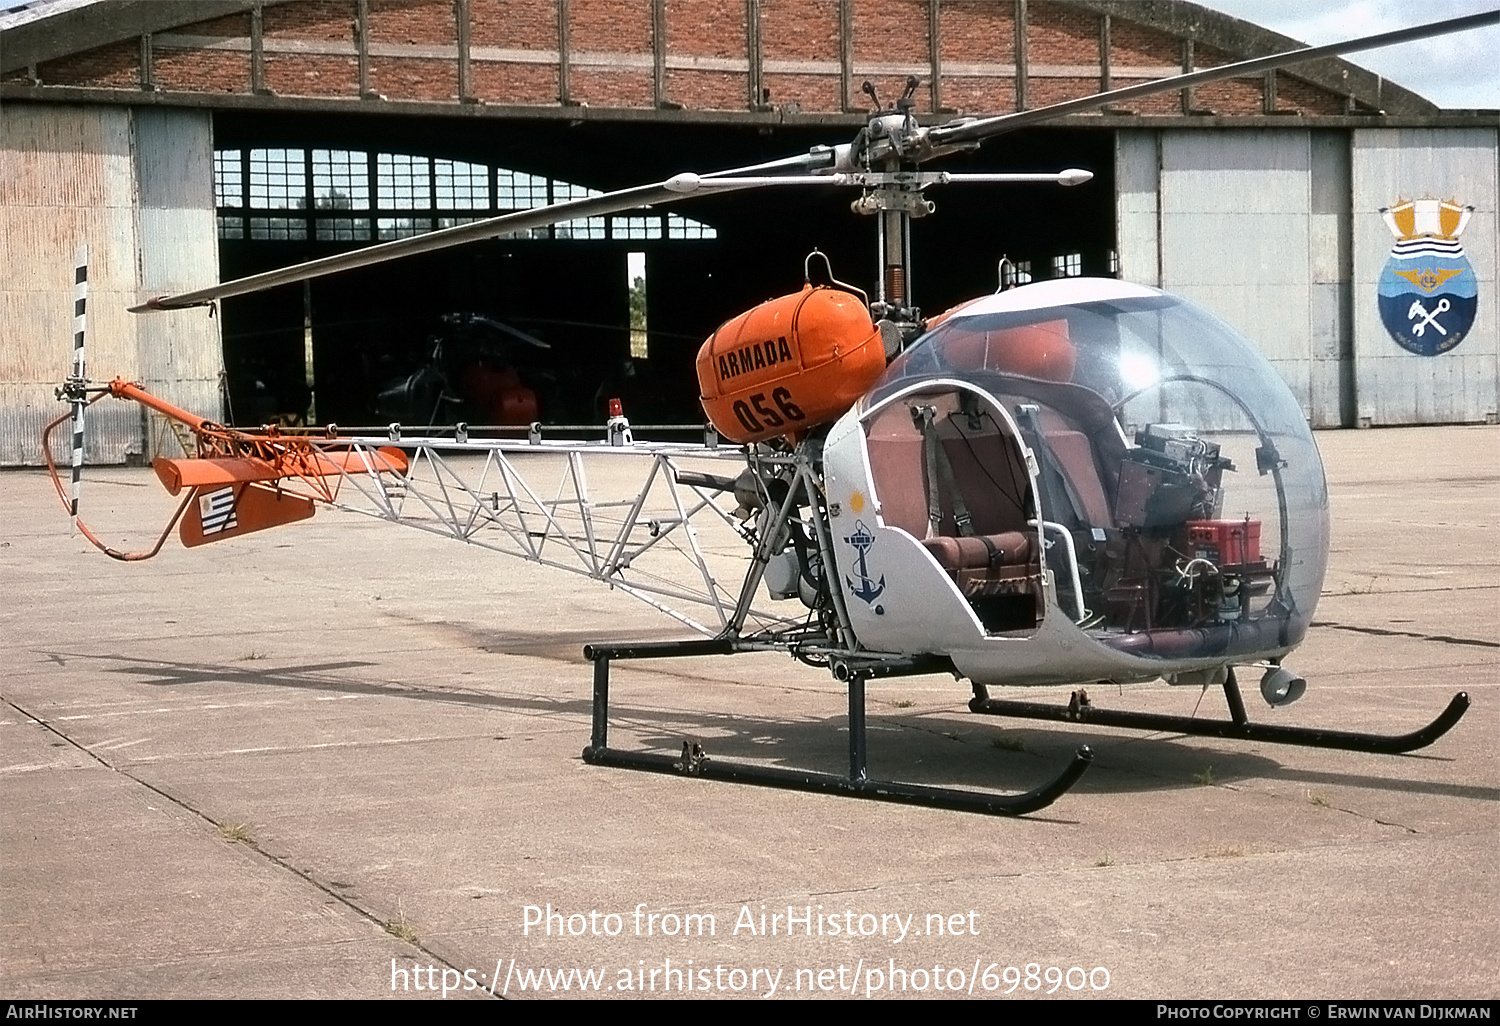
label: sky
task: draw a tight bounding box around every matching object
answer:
[1,0,1495,108]
[1193,0,1499,108]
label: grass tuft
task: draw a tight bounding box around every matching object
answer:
[385,918,418,944]
[1193,765,1216,786]
[218,821,253,844]
[1307,791,1330,807]
[991,735,1026,752]
[1094,852,1115,867]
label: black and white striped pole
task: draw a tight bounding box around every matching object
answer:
[69,245,88,519]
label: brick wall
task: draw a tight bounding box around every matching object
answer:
[25,0,1351,119]
[854,0,929,62]
[155,50,251,94]
[762,0,840,110]
[368,0,455,45]
[1194,77,1264,115]
[471,63,558,106]
[265,53,360,97]
[471,0,556,50]
[372,57,458,101]
[568,0,652,107]
[762,0,838,59]
[39,40,140,89]
[260,0,358,97]
[264,1,356,42]
[667,0,744,57]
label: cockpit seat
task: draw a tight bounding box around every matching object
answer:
[920,532,1036,597]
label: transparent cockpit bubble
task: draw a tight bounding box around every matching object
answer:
[865,280,1329,645]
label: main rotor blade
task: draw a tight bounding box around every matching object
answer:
[927,9,1500,150]
[134,152,831,311]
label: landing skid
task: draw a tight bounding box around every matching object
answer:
[581,639,1093,816]
[968,669,1469,755]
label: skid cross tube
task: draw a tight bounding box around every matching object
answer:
[968,670,1469,755]
[580,640,1092,816]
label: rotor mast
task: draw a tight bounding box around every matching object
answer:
[852,77,933,343]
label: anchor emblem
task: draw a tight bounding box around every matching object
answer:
[1407,298,1451,337]
[843,519,886,609]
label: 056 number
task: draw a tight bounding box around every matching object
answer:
[732,388,805,434]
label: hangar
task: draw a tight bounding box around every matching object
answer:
[2,0,1495,466]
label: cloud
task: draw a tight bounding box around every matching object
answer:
[1194,0,1500,108]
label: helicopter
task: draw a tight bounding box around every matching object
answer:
[45,9,1495,817]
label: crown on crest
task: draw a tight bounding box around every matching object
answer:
[1380,198,1473,242]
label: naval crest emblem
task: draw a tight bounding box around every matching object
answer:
[1377,197,1478,357]
[843,519,885,612]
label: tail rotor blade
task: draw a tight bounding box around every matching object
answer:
[70,245,88,518]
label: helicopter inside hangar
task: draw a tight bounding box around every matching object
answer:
[210,112,1114,430]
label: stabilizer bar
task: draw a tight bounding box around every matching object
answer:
[581,639,1092,817]
[969,673,1469,755]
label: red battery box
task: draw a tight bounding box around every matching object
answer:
[1186,519,1261,565]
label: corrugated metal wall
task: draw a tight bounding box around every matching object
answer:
[1351,127,1498,426]
[0,102,221,466]
[1116,126,1499,427]
[132,107,223,444]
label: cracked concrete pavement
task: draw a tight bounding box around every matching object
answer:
[1,424,1495,999]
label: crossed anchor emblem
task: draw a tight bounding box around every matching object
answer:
[1407,298,1451,337]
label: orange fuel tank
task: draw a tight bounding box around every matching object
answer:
[696,285,886,445]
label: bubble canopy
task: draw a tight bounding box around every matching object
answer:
[862,278,1329,655]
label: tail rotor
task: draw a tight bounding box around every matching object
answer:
[68,245,88,518]
[44,244,195,560]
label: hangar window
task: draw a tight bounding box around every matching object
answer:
[249,216,307,241]
[557,218,607,240]
[316,218,372,242]
[612,216,662,240]
[377,217,434,240]
[496,168,549,209]
[214,150,242,207]
[214,148,716,243]
[248,149,306,209]
[666,213,716,239]
[435,159,488,209]
[377,153,431,210]
[552,180,606,239]
[313,150,369,210]
[1053,252,1083,278]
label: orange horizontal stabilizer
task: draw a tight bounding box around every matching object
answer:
[154,456,280,496]
[313,447,410,477]
[153,447,407,496]
[180,482,315,548]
